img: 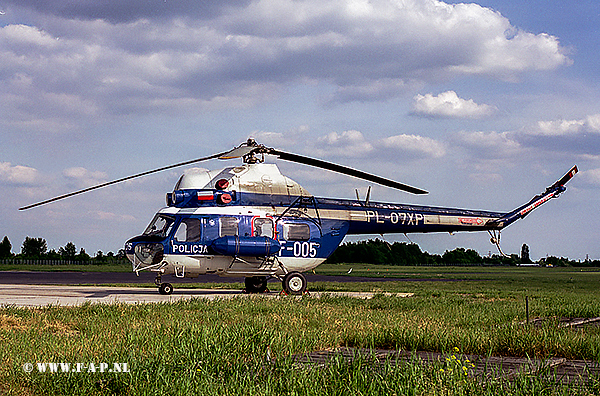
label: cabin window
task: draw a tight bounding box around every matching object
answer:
[174,218,202,242]
[253,218,274,238]
[143,214,175,238]
[283,223,310,241]
[219,216,239,237]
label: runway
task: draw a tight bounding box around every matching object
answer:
[0,284,413,307]
[0,270,452,307]
[0,270,460,285]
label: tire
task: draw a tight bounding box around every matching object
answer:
[158,282,173,295]
[282,272,307,295]
[245,276,268,293]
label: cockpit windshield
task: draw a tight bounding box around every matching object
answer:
[143,214,176,238]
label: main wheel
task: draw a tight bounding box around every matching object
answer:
[244,276,268,293]
[158,282,173,295]
[282,272,307,295]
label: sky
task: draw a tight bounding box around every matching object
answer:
[1,0,599,260]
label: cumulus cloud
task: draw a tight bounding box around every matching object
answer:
[0,162,39,186]
[513,114,600,156]
[5,0,244,23]
[309,129,445,159]
[580,168,600,187]
[63,167,108,189]
[315,130,375,157]
[411,91,497,119]
[379,134,446,158]
[455,131,523,158]
[0,0,570,127]
[528,114,600,136]
[249,125,310,148]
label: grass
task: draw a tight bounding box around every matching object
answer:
[2,265,600,395]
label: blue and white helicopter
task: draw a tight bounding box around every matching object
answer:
[21,139,578,295]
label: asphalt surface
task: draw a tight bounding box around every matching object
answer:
[0,284,414,307]
[0,271,458,285]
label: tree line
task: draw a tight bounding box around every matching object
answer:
[1,235,595,267]
[325,238,599,267]
[0,235,126,263]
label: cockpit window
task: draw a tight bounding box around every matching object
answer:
[143,214,175,238]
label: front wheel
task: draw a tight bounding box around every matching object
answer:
[158,282,173,295]
[282,272,307,295]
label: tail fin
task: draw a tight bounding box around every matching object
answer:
[492,165,578,228]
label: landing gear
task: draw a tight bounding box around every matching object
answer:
[282,272,307,295]
[158,282,173,295]
[155,275,174,295]
[244,276,268,293]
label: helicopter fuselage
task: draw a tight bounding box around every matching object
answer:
[124,162,575,289]
[20,138,576,295]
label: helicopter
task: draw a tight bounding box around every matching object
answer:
[20,139,578,295]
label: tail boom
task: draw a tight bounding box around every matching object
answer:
[491,165,578,229]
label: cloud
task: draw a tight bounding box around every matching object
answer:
[515,114,600,157]
[455,131,523,158]
[379,134,446,158]
[528,114,600,136]
[315,130,374,157]
[411,91,497,119]
[580,168,600,187]
[283,129,445,160]
[0,162,39,186]
[1,0,570,127]
[63,167,108,189]
[5,0,247,23]
[249,125,311,148]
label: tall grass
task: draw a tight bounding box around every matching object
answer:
[2,267,600,395]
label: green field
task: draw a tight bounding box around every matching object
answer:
[2,266,600,395]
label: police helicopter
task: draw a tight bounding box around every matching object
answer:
[20,139,578,295]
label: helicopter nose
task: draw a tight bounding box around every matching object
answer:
[131,242,164,266]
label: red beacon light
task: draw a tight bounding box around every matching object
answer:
[215,179,229,190]
[217,193,232,205]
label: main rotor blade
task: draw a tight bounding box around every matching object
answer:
[19,150,229,211]
[218,145,257,160]
[267,149,428,195]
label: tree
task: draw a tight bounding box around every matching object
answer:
[95,250,104,260]
[0,236,12,259]
[76,248,90,262]
[520,243,532,264]
[59,242,77,260]
[442,247,481,264]
[21,237,47,258]
[46,249,61,260]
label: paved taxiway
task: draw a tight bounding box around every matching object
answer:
[0,284,413,307]
[0,271,442,285]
